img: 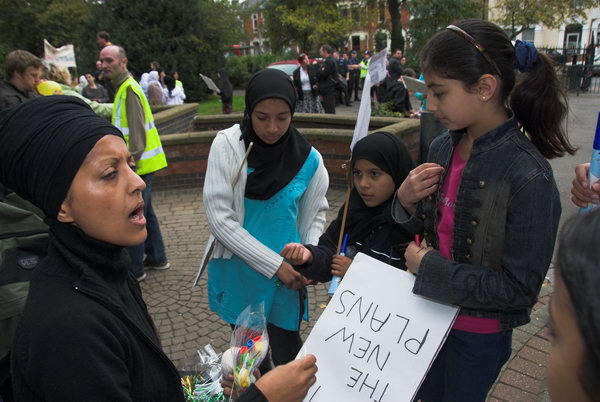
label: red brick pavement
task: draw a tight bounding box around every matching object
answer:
[488,281,553,401]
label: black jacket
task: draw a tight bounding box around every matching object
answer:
[11,223,266,401]
[0,81,35,112]
[292,65,318,101]
[317,56,338,96]
[298,217,412,283]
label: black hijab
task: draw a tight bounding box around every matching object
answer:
[0,96,123,219]
[240,68,312,200]
[331,132,414,243]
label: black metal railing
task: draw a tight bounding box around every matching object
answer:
[538,46,599,95]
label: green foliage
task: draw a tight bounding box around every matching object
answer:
[264,0,352,53]
[407,0,482,64]
[83,0,244,101]
[493,0,597,39]
[0,0,92,78]
[371,101,407,118]
[225,54,284,88]
[0,0,244,100]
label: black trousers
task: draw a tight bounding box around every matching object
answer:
[321,93,336,114]
[349,72,360,100]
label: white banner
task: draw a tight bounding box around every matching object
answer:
[199,73,221,94]
[43,39,76,68]
[300,253,458,402]
[350,49,387,150]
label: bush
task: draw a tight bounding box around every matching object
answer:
[225,54,288,88]
[371,102,408,118]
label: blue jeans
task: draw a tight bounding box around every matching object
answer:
[127,173,167,277]
[415,329,512,402]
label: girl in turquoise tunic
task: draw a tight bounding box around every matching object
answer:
[202,69,329,371]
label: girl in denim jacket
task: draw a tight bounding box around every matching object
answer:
[395,19,576,401]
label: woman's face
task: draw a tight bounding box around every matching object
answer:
[548,269,591,402]
[352,159,396,207]
[250,98,292,144]
[57,135,147,247]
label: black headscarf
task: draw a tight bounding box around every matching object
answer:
[0,96,124,219]
[240,68,312,200]
[331,132,414,243]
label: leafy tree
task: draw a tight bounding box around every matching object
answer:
[492,0,597,39]
[407,0,481,64]
[0,0,92,76]
[387,0,404,52]
[264,0,351,53]
[84,0,243,100]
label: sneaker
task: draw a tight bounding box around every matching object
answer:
[136,273,147,282]
[145,260,171,271]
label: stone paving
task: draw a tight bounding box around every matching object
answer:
[141,186,554,401]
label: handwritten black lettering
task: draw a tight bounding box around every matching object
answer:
[405,329,429,355]
[359,373,380,399]
[366,344,391,371]
[325,327,355,353]
[346,367,363,388]
[335,290,355,315]
[307,385,321,401]
[347,296,373,323]
[374,382,390,402]
[353,337,371,359]
[395,315,410,344]
[369,304,391,332]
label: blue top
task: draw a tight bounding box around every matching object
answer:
[593,111,600,150]
[208,148,320,331]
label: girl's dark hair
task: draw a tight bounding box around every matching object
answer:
[421,19,576,159]
[163,75,175,97]
[297,53,306,64]
[557,209,600,399]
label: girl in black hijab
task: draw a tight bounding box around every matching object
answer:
[203,68,329,372]
[281,132,414,282]
[1,96,316,401]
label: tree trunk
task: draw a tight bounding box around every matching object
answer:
[388,0,404,52]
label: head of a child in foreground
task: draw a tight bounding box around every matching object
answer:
[549,209,600,402]
[351,132,412,208]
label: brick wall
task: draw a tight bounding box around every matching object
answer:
[154,118,421,190]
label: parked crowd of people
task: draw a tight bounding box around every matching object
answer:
[1,19,599,402]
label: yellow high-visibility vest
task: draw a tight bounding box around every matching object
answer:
[112,77,167,175]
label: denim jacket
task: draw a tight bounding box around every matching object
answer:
[393,117,561,330]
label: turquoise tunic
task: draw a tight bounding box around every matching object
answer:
[208,149,320,331]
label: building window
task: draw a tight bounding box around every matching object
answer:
[351,6,360,23]
[252,13,258,33]
[341,7,349,19]
[521,28,535,43]
[379,1,385,24]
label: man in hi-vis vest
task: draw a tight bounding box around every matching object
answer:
[99,45,170,281]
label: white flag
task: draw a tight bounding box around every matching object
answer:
[350,49,388,150]
[43,39,76,68]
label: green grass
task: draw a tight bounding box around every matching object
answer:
[197,94,245,115]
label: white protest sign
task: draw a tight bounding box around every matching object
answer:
[43,39,76,68]
[300,253,458,402]
[350,49,387,150]
[199,73,221,94]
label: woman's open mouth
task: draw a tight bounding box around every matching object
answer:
[128,203,146,226]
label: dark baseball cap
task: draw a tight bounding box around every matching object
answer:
[364,50,371,55]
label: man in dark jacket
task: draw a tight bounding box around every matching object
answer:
[0,50,43,112]
[387,48,404,81]
[317,45,337,114]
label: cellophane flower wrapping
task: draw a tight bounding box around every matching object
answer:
[179,344,225,401]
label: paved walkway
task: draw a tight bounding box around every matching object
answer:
[142,93,600,400]
[142,187,552,401]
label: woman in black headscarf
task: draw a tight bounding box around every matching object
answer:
[217,68,233,114]
[202,68,329,371]
[1,96,316,401]
[281,132,414,281]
